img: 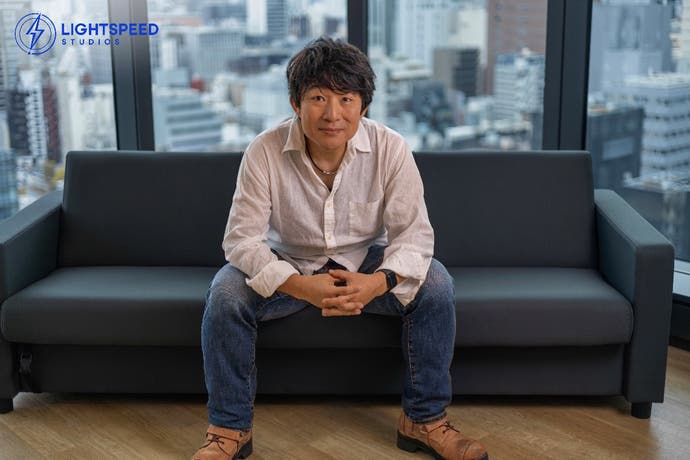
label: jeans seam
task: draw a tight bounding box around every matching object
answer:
[406,317,419,416]
[248,328,256,421]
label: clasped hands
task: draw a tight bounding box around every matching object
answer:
[284,270,388,317]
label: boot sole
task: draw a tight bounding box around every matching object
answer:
[235,439,253,459]
[397,431,488,460]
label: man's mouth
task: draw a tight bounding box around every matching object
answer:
[320,128,342,134]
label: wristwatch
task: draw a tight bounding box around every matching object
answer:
[377,269,398,292]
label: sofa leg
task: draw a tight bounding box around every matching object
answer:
[0,398,13,414]
[631,402,652,419]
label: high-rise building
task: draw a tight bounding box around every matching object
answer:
[323,17,341,37]
[247,0,268,36]
[153,87,223,151]
[161,36,181,71]
[80,84,116,151]
[395,0,450,69]
[227,48,291,75]
[0,110,8,149]
[586,103,644,193]
[678,0,690,72]
[621,173,690,261]
[266,0,287,42]
[185,26,244,81]
[368,48,389,124]
[369,0,396,57]
[433,47,480,99]
[42,72,61,164]
[0,147,18,220]
[386,58,433,118]
[8,70,47,159]
[247,0,287,40]
[87,45,113,85]
[242,66,292,132]
[611,73,690,175]
[589,2,673,94]
[450,6,487,66]
[0,108,17,218]
[487,0,547,96]
[0,1,30,112]
[411,80,454,140]
[493,50,544,121]
[289,15,310,39]
[56,72,84,155]
[150,27,189,72]
[201,1,246,25]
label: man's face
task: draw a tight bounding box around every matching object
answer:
[291,87,368,157]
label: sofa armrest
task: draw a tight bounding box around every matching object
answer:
[0,190,62,303]
[0,190,61,402]
[595,189,674,403]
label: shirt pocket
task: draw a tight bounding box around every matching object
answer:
[349,198,384,237]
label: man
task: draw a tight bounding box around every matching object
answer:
[193,37,489,460]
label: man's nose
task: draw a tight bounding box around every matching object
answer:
[323,99,341,120]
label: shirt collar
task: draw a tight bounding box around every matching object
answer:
[282,116,372,155]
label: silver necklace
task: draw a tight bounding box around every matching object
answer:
[306,143,338,175]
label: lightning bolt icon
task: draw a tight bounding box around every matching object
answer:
[26,14,45,51]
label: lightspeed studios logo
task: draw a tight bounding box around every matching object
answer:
[14,13,57,55]
[15,12,159,55]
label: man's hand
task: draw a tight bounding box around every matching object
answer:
[278,273,363,315]
[321,270,388,317]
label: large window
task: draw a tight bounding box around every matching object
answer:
[147,0,348,152]
[0,0,116,220]
[368,0,547,151]
[587,0,690,261]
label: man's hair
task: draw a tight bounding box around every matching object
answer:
[286,37,376,113]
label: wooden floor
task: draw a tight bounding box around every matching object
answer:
[1,346,689,460]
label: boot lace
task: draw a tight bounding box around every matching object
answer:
[430,421,461,435]
[200,433,236,456]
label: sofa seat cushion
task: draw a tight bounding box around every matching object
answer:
[1,266,218,346]
[0,266,400,347]
[449,267,633,346]
[1,266,633,348]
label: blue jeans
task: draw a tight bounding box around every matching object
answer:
[201,245,456,431]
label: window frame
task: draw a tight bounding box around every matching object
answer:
[543,0,592,150]
[108,0,154,150]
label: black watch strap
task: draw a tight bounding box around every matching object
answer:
[377,269,398,291]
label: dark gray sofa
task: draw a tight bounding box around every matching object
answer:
[0,150,675,419]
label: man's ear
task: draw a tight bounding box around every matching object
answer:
[290,98,300,117]
[360,105,369,117]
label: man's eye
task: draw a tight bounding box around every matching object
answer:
[343,97,352,103]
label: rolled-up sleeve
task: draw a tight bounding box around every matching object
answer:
[222,140,299,297]
[377,140,434,306]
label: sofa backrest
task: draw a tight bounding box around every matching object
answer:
[59,151,241,267]
[415,151,596,268]
[60,149,596,268]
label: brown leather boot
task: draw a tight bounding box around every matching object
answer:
[192,424,253,460]
[397,412,488,460]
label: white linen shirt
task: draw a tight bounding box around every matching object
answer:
[222,116,434,306]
